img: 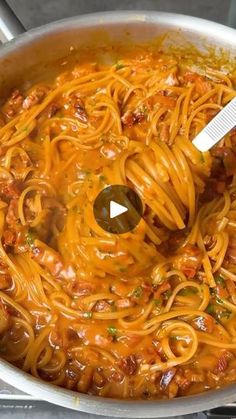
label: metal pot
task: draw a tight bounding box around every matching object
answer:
[0,2,236,416]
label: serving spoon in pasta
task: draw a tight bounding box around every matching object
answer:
[193,96,236,152]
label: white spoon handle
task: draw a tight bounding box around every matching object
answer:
[192,97,236,152]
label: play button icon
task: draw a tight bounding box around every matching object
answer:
[93,185,143,234]
[110,201,128,219]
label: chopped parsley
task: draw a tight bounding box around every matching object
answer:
[179,287,198,296]
[107,326,117,337]
[115,62,125,70]
[99,175,107,183]
[215,275,225,286]
[200,153,205,163]
[206,304,215,314]
[153,298,161,306]
[25,230,37,249]
[163,290,172,299]
[119,266,127,273]
[170,335,178,341]
[132,286,143,298]
[216,296,223,304]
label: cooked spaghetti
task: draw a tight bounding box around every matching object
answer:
[0,44,236,399]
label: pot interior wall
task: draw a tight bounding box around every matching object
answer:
[0,14,236,96]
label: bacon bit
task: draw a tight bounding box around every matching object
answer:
[138,347,159,365]
[214,351,233,373]
[47,103,59,118]
[32,242,65,277]
[0,273,10,290]
[5,227,26,251]
[125,334,142,347]
[4,90,24,118]
[184,72,212,95]
[94,300,112,313]
[226,279,236,304]
[1,180,23,199]
[168,381,179,398]
[204,235,216,250]
[121,109,145,127]
[215,181,226,194]
[115,298,133,309]
[182,267,197,278]
[93,370,106,387]
[49,329,63,347]
[173,245,203,279]
[66,364,81,382]
[74,97,88,123]
[67,328,79,343]
[174,373,191,391]
[118,355,137,376]
[215,353,228,373]
[206,109,220,122]
[160,368,177,390]
[207,371,220,383]
[152,339,161,352]
[0,302,9,334]
[212,147,236,176]
[150,371,162,383]
[121,110,135,127]
[8,89,24,107]
[159,124,170,144]
[77,366,94,393]
[227,237,236,264]
[193,315,214,333]
[110,370,124,383]
[0,262,10,290]
[2,228,28,254]
[215,284,229,299]
[184,369,204,382]
[153,94,176,109]
[3,229,16,247]
[23,88,46,110]
[154,282,171,299]
[68,281,96,297]
[6,199,19,225]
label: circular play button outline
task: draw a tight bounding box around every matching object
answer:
[93,185,143,234]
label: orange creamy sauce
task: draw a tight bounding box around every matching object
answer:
[0,45,236,399]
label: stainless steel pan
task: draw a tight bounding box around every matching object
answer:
[0,1,236,416]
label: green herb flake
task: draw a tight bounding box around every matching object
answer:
[216,296,223,304]
[163,290,172,299]
[83,311,92,319]
[200,153,205,163]
[115,62,125,70]
[170,335,178,341]
[25,230,37,249]
[179,287,198,296]
[215,275,225,286]
[99,175,107,183]
[107,326,117,337]
[153,298,161,306]
[219,310,231,319]
[119,266,127,273]
[132,286,143,298]
[206,304,215,314]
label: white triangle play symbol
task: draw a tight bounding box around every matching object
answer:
[110,200,128,219]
